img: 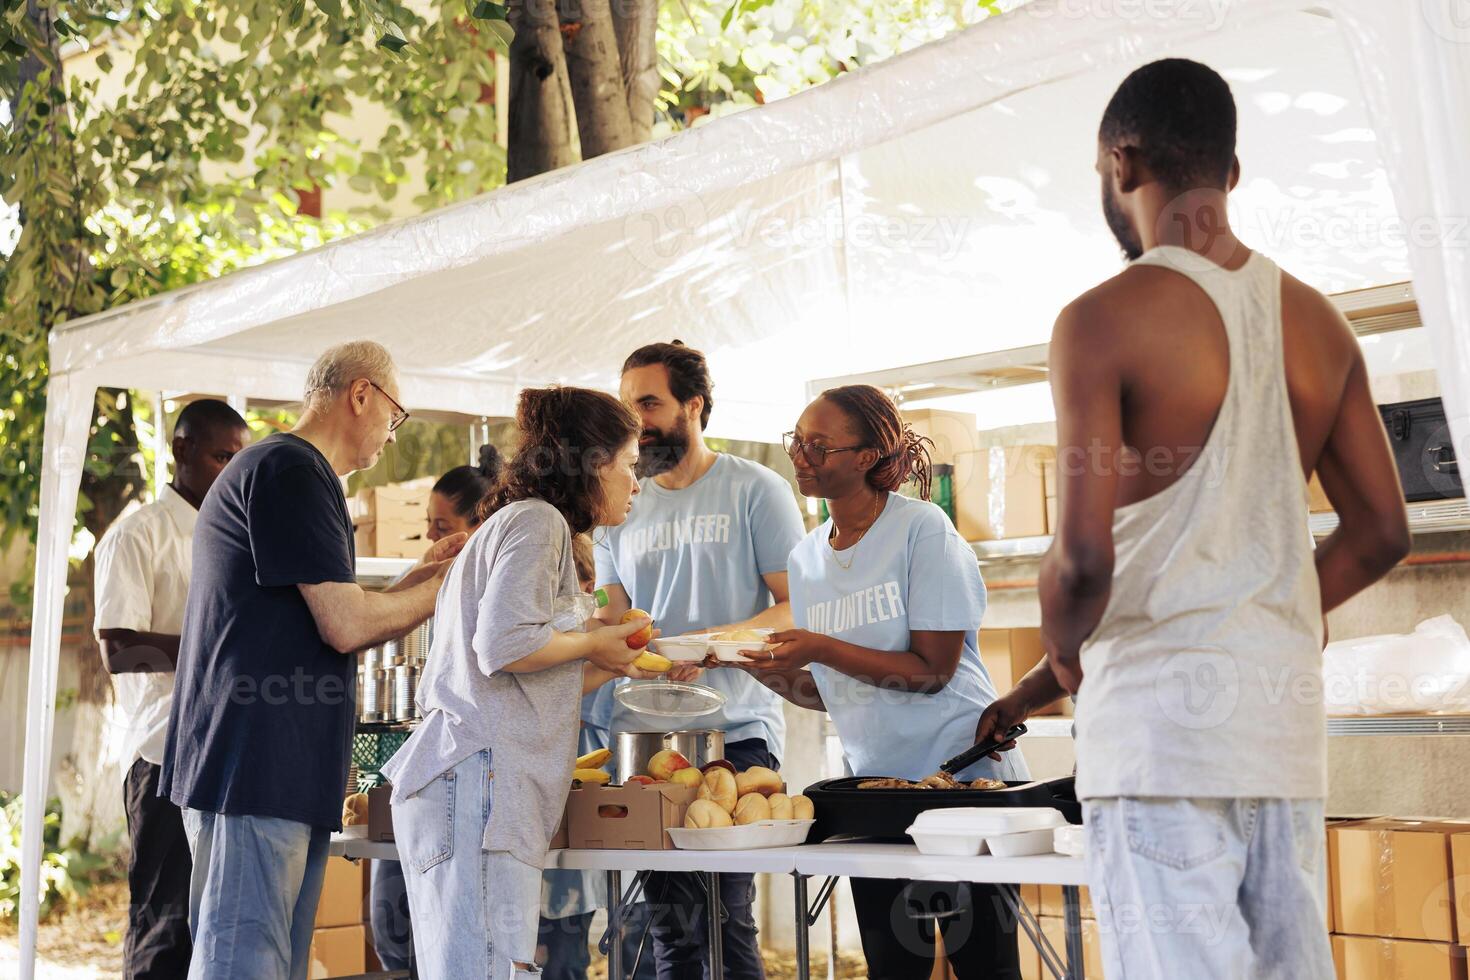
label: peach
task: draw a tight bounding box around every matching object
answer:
[670,768,703,788]
[622,609,654,649]
[647,749,692,782]
[624,775,656,786]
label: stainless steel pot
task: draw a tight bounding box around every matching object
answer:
[613,730,725,784]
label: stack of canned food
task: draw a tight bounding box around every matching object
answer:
[357,619,431,724]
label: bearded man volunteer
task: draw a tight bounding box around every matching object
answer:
[594,341,805,979]
[1011,60,1411,979]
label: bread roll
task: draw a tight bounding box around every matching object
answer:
[342,793,369,827]
[684,799,734,829]
[697,768,738,814]
[733,793,771,825]
[767,792,794,821]
[790,795,814,821]
[735,766,782,798]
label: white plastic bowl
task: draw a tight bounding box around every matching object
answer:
[668,819,814,850]
[911,807,1066,837]
[986,827,1060,857]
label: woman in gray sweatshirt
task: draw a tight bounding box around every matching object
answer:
[383,385,659,980]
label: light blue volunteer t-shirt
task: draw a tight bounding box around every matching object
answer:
[594,453,806,757]
[789,492,1030,783]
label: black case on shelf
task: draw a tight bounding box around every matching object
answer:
[1378,397,1462,502]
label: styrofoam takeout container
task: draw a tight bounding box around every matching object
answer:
[907,807,1067,857]
[986,828,1060,857]
[1053,824,1086,857]
[668,819,814,850]
[650,635,714,662]
[707,629,776,663]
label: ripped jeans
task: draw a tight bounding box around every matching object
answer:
[1084,798,1334,980]
[393,749,544,980]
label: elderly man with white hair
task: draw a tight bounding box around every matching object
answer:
[160,341,467,980]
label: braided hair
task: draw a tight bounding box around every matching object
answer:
[820,385,934,500]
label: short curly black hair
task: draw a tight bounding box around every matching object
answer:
[1100,59,1236,192]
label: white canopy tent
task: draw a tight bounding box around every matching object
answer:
[20,0,1470,971]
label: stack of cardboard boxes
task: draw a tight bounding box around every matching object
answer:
[1329,818,1470,980]
[308,856,375,978]
[1015,884,1104,980]
[902,409,1057,543]
[351,478,434,559]
[978,627,1071,716]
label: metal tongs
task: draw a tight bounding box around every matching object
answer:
[937,723,1027,776]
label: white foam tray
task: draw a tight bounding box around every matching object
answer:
[667,819,814,850]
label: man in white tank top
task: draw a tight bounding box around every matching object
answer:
[976,60,1410,979]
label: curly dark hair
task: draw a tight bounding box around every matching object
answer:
[622,340,714,429]
[475,387,640,535]
[820,385,934,500]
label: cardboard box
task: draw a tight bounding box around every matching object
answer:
[1019,927,1043,980]
[954,445,1054,541]
[1039,884,1095,920]
[354,516,430,559]
[978,628,1068,716]
[1020,883,1041,910]
[902,409,980,465]
[1040,915,1105,978]
[358,479,435,521]
[1332,934,1468,980]
[567,783,699,850]
[314,856,365,929]
[1331,819,1470,942]
[309,924,367,978]
[367,786,394,843]
[549,811,569,850]
[1453,834,1470,942]
[1309,472,1334,513]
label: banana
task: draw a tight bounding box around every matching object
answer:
[575,748,612,770]
[572,768,612,785]
[633,651,672,674]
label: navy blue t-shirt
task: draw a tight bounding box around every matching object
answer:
[160,433,357,830]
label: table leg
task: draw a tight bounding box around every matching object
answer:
[707,871,724,978]
[608,870,624,980]
[1062,885,1085,980]
[793,874,810,980]
[998,883,1067,980]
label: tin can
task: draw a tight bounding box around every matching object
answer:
[390,664,419,722]
[361,667,386,723]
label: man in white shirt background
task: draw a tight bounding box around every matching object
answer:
[94,398,250,979]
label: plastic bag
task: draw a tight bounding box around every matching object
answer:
[1322,615,1470,716]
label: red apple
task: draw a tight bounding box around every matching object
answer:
[625,775,656,786]
[622,609,654,649]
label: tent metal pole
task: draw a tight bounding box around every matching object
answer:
[18,374,94,980]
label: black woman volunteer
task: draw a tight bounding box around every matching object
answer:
[745,384,1030,980]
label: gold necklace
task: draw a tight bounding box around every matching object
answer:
[828,494,884,571]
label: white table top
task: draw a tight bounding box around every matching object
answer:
[794,842,1088,886]
[329,835,1088,885]
[551,846,802,875]
[328,834,802,874]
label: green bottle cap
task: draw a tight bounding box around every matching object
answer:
[594,587,610,608]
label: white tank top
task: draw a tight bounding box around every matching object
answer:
[1073,246,1326,801]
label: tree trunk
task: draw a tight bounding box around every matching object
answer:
[610,0,658,142]
[556,0,634,158]
[507,0,579,182]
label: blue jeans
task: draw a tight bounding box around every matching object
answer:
[394,749,545,980]
[180,809,329,980]
[645,738,774,980]
[1084,798,1334,980]
[538,902,659,980]
[370,859,413,970]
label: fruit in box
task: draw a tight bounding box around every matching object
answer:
[647,749,692,782]
[669,768,703,788]
[576,748,612,769]
[573,768,611,785]
[621,609,654,649]
[625,775,656,786]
